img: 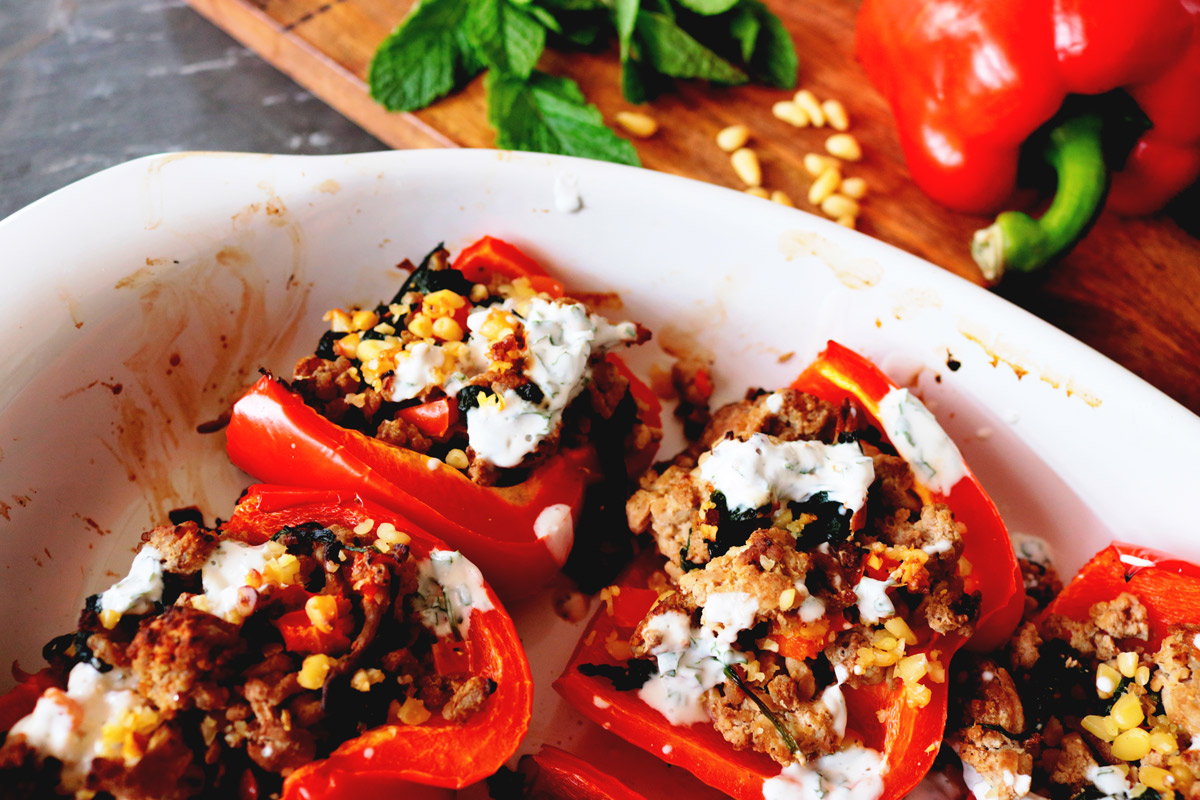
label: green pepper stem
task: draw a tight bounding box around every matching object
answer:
[972,113,1109,282]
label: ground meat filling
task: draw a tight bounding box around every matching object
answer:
[289,244,658,486]
[0,521,496,800]
[611,387,979,766]
[949,558,1200,800]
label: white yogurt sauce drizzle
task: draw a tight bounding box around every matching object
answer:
[762,747,888,800]
[97,545,164,616]
[853,576,896,624]
[201,540,276,622]
[637,591,757,726]
[9,664,142,792]
[699,433,875,514]
[463,297,638,467]
[875,388,967,495]
[533,503,575,566]
[416,549,494,638]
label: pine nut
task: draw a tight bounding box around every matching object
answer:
[840,176,867,199]
[744,186,770,199]
[804,153,840,176]
[730,148,762,187]
[615,111,658,138]
[793,90,826,127]
[808,167,842,205]
[822,99,850,131]
[770,190,794,207]
[716,124,750,152]
[821,193,860,218]
[826,133,863,162]
[771,101,809,128]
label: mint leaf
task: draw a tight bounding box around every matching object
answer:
[634,11,747,84]
[487,71,641,166]
[614,0,639,61]
[676,0,739,14]
[728,4,761,62]
[369,0,484,112]
[739,0,797,89]
[466,0,546,79]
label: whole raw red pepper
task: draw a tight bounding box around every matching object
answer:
[857,0,1200,278]
[225,239,661,600]
[555,342,1024,800]
[220,485,534,798]
[1042,541,1200,649]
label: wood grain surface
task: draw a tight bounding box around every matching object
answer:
[187,0,1200,413]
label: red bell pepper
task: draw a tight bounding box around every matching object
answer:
[220,485,534,797]
[554,342,1023,800]
[857,0,1200,278]
[516,746,649,800]
[396,397,458,439]
[453,235,565,298]
[0,668,57,734]
[1043,541,1200,650]
[792,341,1025,652]
[226,239,660,600]
[273,604,354,656]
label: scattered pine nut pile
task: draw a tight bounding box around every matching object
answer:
[613,89,868,230]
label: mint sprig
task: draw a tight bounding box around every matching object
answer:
[368,0,799,165]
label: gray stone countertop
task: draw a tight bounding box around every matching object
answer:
[0,0,384,220]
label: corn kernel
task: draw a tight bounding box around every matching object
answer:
[432,316,464,342]
[408,314,434,339]
[1081,714,1119,742]
[1118,652,1139,678]
[1140,766,1174,792]
[351,309,379,331]
[884,617,920,646]
[745,186,770,199]
[356,338,391,364]
[353,519,374,536]
[1150,730,1179,755]
[770,190,795,207]
[1112,728,1152,761]
[334,333,360,360]
[717,124,750,152]
[1170,766,1195,792]
[771,100,810,127]
[874,650,900,667]
[1111,693,1145,731]
[804,153,840,176]
[469,283,490,303]
[423,289,467,319]
[298,654,334,690]
[822,99,850,131]
[324,308,352,333]
[896,653,928,683]
[615,111,658,138]
[779,588,797,611]
[1098,663,1123,697]
[793,90,826,127]
[840,177,867,199]
[906,682,932,707]
[875,635,899,652]
[396,696,432,725]
[808,167,842,206]
[825,133,863,162]
[836,215,857,229]
[305,595,339,634]
[445,449,470,470]
[926,659,946,683]
[731,148,762,187]
[350,668,385,693]
[821,194,860,219]
[1136,666,1152,686]
[264,552,300,585]
[99,609,122,630]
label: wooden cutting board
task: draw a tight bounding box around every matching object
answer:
[186,0,1200,414]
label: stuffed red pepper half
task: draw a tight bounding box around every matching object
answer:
[950,541,1200,800]
[0,485,531,799]
[555,341,1024,800]
[226,237,661,599]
